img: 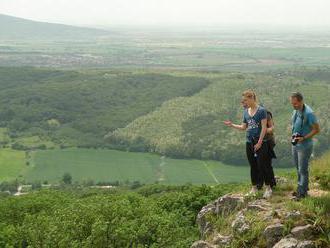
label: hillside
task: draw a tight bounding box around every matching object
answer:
[0,67,210,149]
[0,151,329,247]
[107,69,330,166]
[0,14,109,40]
[0,67,329,166]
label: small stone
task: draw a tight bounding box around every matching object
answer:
[275,176,289,184]
[263,223,285,247]
[247,203,270,211]
[312,182,320,188]
[291,224,314,240]
[285,211,301,219]
[297,240,315,248]
[273,237,299,248]
[264,223,284,237]
[247,200,272,221]
[190,240,216,248]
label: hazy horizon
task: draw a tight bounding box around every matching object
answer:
[1,0,330,29]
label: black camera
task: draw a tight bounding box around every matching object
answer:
[291,133,303,146]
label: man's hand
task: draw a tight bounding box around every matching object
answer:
[223,120,233,127]
[254,141,262,152]
[296,136,305,143]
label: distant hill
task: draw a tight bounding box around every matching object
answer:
[0,14,110,40]
[0,67,210,149]
[0,66,328,167]
[107,70,330,166]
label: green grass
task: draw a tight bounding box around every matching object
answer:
[22,148,293,185]
[311,151,330,190]
[26,148,235,184]
[26,149,160,184]
[0,149,26,181]
[158,158,248,184]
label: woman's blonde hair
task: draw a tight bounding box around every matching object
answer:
[242,89,257,102]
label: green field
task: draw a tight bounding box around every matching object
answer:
[18,148,292,185]
[0,149,26,181]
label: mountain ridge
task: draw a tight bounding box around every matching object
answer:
[0,13,110,40]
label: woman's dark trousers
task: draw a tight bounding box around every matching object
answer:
[246,141,276,189]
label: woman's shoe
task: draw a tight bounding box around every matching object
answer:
[245,187,257,197]
[263,188,272,199]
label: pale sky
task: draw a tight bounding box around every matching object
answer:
[0,0,329,28]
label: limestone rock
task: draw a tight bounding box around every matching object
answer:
[247,199,271,211]
[214,194,245,215]
[212,234,232,247]
[285,210,301,220]
[291,225,314,240]
[190,240,216,248]
[263,223,284,247]
[196,203,216,236]
[273,237,299,248]
[196,194,244,238]
[231,210,249,234]
[202,222,214,238]
[296,240,315,248]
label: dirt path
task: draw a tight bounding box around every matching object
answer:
[203,161,219,184]
[156,156,166,182]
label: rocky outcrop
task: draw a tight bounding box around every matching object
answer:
[191,191,318,248]
[196,194,244,238]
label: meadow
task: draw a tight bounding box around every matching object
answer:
[0,149,26,181]
[0,148,292,185]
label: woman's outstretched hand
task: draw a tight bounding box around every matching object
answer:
[223,120,233,127]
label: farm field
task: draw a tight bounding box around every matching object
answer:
[18,148,292,185]
[0,149,26,181]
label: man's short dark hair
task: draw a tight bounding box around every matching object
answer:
[291,92,304,102]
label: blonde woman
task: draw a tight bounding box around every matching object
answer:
[224,90,273,198]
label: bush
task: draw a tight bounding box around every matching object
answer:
[62,173,72,185]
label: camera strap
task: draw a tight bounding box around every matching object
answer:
[292,104,306,133]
